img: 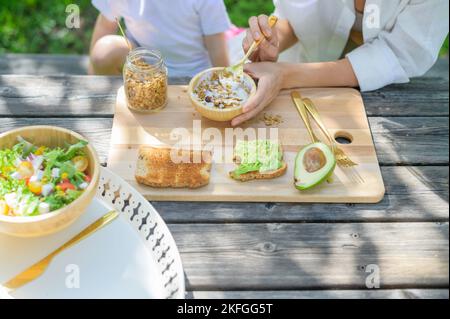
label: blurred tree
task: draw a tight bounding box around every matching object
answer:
[0,0,447,56]
[224,0,275,27]
[0,0,96,54]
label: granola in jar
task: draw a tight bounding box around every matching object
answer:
[123,48,168,112]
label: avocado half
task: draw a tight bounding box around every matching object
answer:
[294,142,336,190]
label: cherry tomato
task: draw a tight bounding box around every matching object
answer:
[28,181,43,195]
[84,175,92,182]
[58,181,75,191]
[18,162,34,179]
[0,200,10,216]
[72,156,89,172]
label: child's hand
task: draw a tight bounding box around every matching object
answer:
[231,62,285,127]
[243,15,280,62]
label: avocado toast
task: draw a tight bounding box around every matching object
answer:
[229,140,287,182]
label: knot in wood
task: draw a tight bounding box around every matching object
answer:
[260,242,277,253]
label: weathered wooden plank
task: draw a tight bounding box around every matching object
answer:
[0,74,448,117]
[0,54,89,75]
[370,117,449,165]
[362,77,449,117]
[0,75,189,117]
[0,76,120,117]
[0,117,447,166]
[168,222,448,290]
[154,166,449,223]
[0,118,113,164]
[188,289,449,299]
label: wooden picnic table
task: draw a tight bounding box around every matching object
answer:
[0,55,448,299]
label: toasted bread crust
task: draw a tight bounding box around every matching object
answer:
[135,145,212,189]
[229,162,287,182]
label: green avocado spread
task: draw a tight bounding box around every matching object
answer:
[232,140,282,177]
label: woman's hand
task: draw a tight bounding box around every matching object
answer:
[231,62,286,127]
[243,15,280,62]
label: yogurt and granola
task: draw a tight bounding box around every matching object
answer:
[192,70,252,109]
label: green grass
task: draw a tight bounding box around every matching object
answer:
[442,36,449,57]
[0,0,447,56]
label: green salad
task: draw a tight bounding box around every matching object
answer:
[0,137,92,217]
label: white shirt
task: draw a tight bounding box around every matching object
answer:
[92,0,231,77]
[274,0,449,91]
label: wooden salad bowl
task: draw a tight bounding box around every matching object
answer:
[0,126,100,237]
[188,67,257,122]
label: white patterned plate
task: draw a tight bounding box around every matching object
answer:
[0,167,185,299]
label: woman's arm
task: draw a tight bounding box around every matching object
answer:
[231,59,358,126]
[243,15,298,62]
[346,0,448,91]
[233,0,449,125]
[281,58,358,88]
[204,32,230,67]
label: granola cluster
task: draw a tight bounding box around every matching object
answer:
[193,71,251,109]
[260,113,284,126]
[124,59,168,112]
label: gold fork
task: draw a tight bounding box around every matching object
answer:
[2,210,119,294]
[302,98,358,168]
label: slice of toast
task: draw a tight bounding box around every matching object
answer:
[229,141,287,182]
[229,161,287,182]
[135,145,212,189]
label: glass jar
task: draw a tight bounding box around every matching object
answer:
[123,48,168,112]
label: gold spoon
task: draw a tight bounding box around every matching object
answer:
[220,15,278,84]
[116,18,132,51]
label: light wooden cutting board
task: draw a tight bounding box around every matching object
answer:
[108,86,385,203]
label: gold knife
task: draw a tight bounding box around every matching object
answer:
[291,91,318,143]
[2,210,119,293]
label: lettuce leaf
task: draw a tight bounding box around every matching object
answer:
[232,162,262,177]
[14,136,36,158]
[43,148,65,178]
[58,161,77,178]
[59,140,88,161]
[44,189,83,211]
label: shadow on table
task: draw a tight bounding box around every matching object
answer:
[0,74,121,118]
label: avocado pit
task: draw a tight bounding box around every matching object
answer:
[303,147,327,173]
[294,142,337,191]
